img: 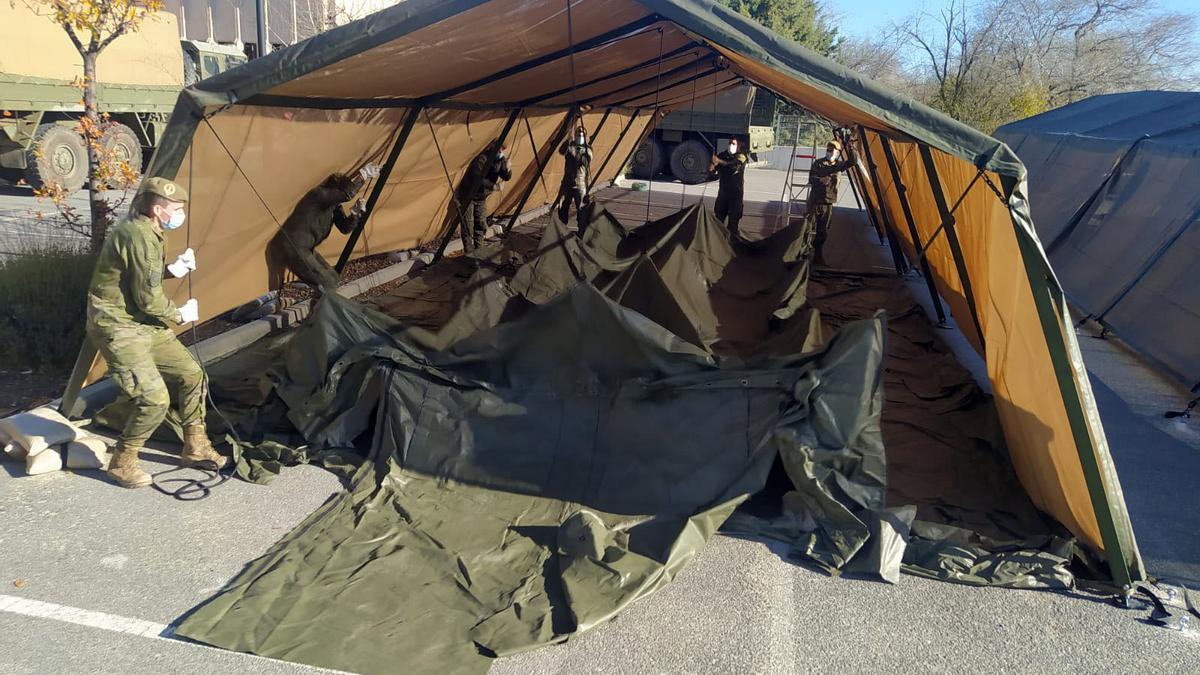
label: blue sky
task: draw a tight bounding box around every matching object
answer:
[826,0,1200,39]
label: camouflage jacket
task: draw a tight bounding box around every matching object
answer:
[86,213,180,332]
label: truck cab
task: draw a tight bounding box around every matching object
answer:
[181,41,249,86]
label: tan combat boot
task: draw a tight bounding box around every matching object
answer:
[180,424,227,470]
[106,443,152,489]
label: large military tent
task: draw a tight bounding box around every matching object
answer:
[995,91,1200,391]
[62,0,1144,645]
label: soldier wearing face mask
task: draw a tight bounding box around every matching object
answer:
[84,177,225,489]
[805,138,856,265]
[710,137,749,237]
[556,124,593,228]
[455,140,512,253]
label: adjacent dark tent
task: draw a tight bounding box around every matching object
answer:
[58,1,1147,667]
[995,91,1200,387]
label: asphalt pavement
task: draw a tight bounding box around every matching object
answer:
[1,168,1197,674]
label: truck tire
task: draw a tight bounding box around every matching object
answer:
[629,138,665,179]
[103,123,144,172]
[669,139,712,185]
[25,124,88,194]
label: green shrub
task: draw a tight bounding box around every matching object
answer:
[0,242,95,372]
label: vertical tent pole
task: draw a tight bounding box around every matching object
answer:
[505,105,579,234]
[918,144,987,351]
[879,136,947,325]
[589,107,613,147]
[335,105,423,273]
[844,156,884,246]
[589,109,641,192]
[58,341,98,418]
[610,109,659,189]
[857,127,908,276]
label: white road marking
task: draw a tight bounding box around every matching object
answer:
[0,593,352,673]
[0,594,169,638]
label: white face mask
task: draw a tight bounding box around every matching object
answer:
[827,150,840,162]
[164,210,186,230]
[728,143,737,154]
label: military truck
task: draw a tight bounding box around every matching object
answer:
[0,4,246,194]
[629,84,775,184]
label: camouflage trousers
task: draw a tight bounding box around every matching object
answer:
[87,322,206,447]
[267,237,340,292]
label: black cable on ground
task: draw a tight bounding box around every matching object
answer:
[150,143,244,500]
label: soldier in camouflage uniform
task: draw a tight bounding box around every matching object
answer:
[86,177,225,489]
[266,172,366,293]
[556,125,593,229]
[804,139,856,266]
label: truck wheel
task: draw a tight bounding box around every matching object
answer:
[103,123,144,172]
[669,140,712,185]
[629,138,665,179]
[24,124,88,194]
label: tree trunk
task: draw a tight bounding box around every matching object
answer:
[81,52,111,252]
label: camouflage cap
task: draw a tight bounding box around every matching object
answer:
[141,176,188,203]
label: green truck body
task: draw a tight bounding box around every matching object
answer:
[630,84,776,183]
[0,5,245,193]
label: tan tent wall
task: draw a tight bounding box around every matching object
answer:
[859,128,1105,549]
[161,104,646,321]
[166,106,408,310]
[268,0,654,101]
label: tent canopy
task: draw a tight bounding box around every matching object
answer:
[996,91,1200,388]
[93,0,1139,584]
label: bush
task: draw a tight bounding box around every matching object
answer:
[0,242,95,372]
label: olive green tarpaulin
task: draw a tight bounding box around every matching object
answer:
[173,208,887,672]
[166,206,1076,672]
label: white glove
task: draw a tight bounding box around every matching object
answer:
[178,298,199,324]
[167,248,196,278]
[358,163,382,180]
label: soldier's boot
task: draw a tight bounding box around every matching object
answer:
[106,443,152,489]
[180,424,227,470]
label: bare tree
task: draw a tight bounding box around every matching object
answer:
[21,0,159,250]
[885,0,1198,131]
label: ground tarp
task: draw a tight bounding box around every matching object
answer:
[163,206,1075,672]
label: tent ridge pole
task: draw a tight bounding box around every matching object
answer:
[335,106,423,273]
[425,15,661,102]
[590,108,641,192]
[879,136,947,325]
[505,106,579,234]
[918,144,987,351]
[600,65,723,108]
[577,55,716,107]
[519,42,701,106]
